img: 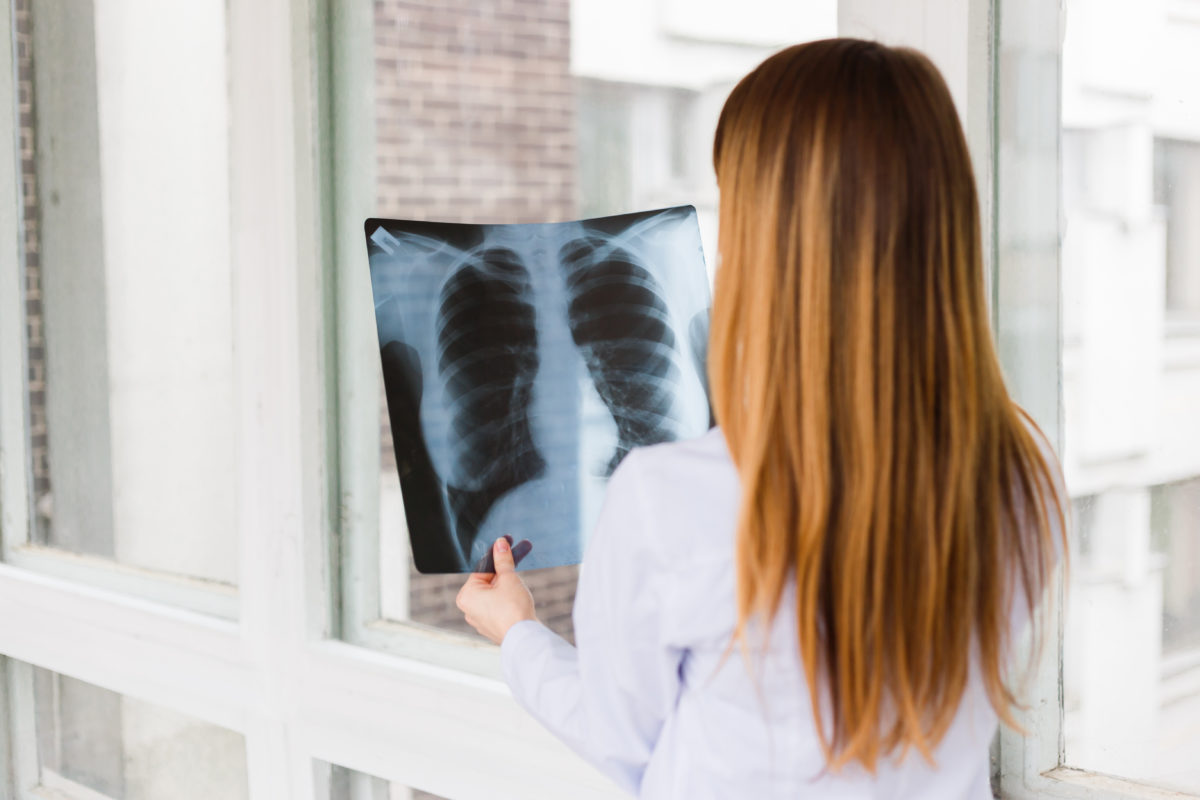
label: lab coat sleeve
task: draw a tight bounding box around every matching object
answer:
[500,449,683,795]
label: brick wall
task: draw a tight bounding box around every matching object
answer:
[374,0,575,225]
[373,0,581,642]
[15,0,50,533]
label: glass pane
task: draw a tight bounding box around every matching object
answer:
[315,762,446,800]
[1056,0,1200,791]
[14,0,237,583]
[28,667,248,800]
[366,0,836,644]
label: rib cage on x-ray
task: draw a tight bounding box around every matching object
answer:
[366,207,711,573]
[436,248,546,557]
[560,237,682,475]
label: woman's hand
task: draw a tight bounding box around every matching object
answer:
[456,536,537,644]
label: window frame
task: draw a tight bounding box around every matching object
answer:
[0,0,618,797]
[1,0,1196,798]
[0,0,239,621]
[990,0,1198,796]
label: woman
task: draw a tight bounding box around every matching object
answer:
[457,38,1066,799]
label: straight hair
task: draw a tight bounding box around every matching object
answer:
[708,38,1067,771]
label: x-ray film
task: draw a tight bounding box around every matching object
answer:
[365,206,713,573]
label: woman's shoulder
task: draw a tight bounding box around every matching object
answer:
[618,427,738,500]
[627,426,733,474]
[607,427,741,557]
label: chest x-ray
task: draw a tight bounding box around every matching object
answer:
[366,206,713,573]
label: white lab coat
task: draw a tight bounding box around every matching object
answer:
[501,426,1053,798]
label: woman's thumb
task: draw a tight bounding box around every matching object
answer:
[492,536,516,574]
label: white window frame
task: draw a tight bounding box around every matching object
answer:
[2,0,1195,798]
[0,1,618,798]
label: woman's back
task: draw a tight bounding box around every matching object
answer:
[629,429,998,798]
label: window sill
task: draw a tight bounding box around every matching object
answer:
[1007,767,1200,799]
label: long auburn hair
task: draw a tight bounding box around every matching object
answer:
[708,39,1067,771]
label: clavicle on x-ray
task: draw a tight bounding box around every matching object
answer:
[365,206,713,574]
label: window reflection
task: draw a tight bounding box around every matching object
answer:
[32,668,248,800]
[16,0,238,584]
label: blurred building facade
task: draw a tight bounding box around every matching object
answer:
[1059,0,1200,789]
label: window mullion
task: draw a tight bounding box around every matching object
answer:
[330,0,384,648]
[0,659,41,798]
[993,0,1068,793]
[227,0,330,796]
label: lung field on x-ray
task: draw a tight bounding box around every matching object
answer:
[436,247,546,557]
[560,235,682,475]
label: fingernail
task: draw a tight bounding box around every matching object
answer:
[496,537,510,552]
